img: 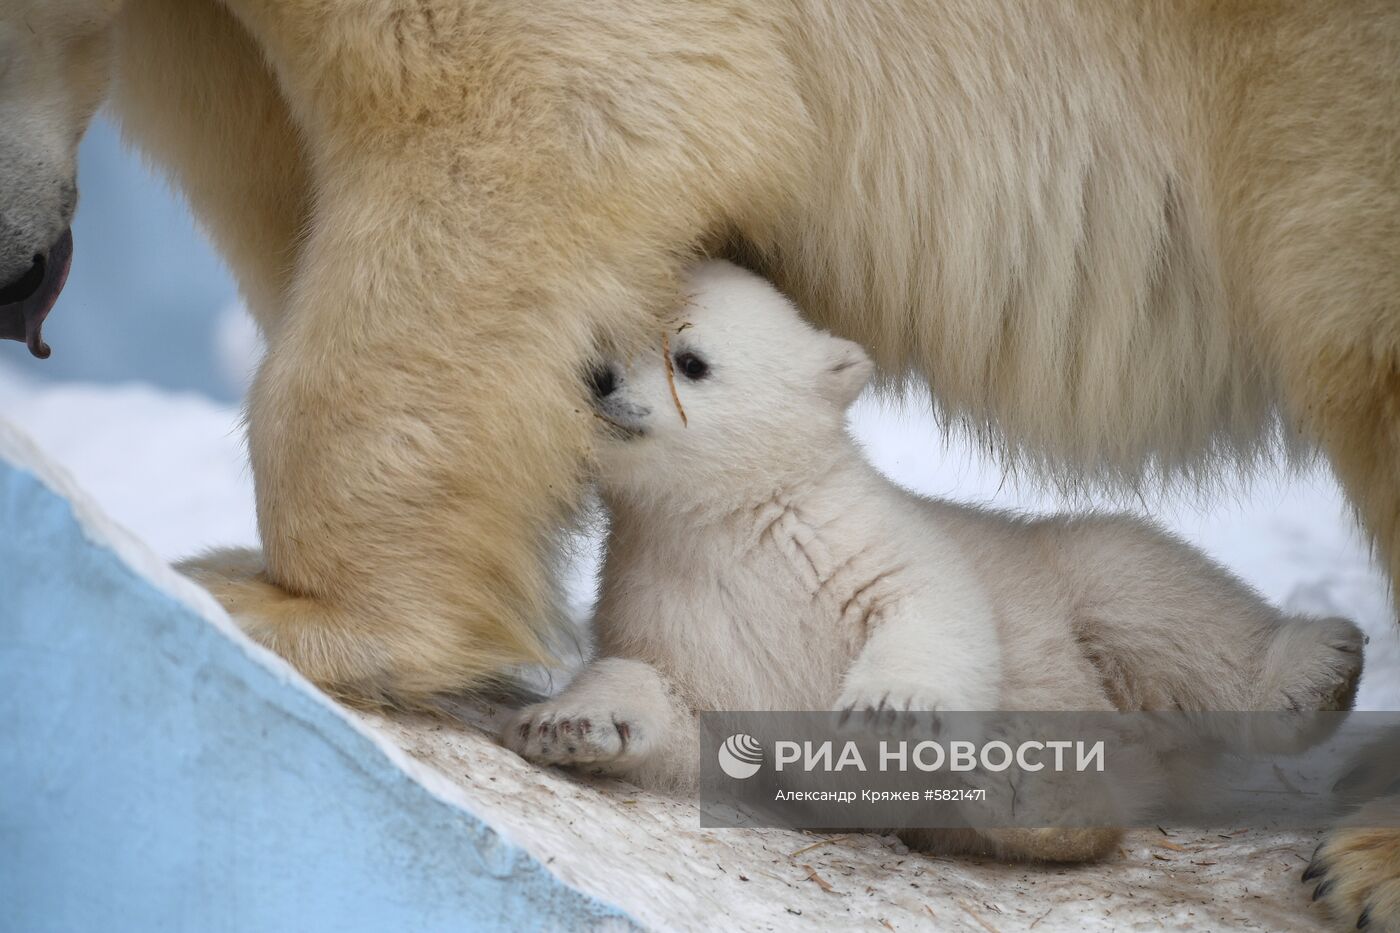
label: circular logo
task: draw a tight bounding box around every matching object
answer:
[717,733,763,779]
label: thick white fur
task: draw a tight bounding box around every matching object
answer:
[506,262,1365,862]
[6,0,1399,915]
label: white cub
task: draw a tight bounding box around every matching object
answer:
[504,261,1364,859]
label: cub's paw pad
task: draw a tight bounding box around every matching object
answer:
[503,705,638,767]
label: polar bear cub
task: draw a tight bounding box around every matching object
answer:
[505,262,1364,844]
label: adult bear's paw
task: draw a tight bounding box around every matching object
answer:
[1305,805,1400,931]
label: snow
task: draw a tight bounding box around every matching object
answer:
[1,360,1395,710]
[0,363,257,562]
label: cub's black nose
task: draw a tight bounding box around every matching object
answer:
[589,366,618,399]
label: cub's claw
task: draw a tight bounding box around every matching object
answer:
[505,704,638,766]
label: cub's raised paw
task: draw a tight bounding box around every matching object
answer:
[1305,808,1400,931]
[504,702,648,768]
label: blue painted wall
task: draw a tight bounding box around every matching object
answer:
[0,443,635,932]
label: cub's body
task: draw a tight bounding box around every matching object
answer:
[594,455,999,715]
[506,263,1364,861]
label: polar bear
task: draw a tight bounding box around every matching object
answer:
[503,262,1366,862]
[4,0,1400,918]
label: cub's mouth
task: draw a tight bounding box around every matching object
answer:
[593,409,646,440]
[591,393,650,440]
[588,364,650,439]
[0,228,73,360]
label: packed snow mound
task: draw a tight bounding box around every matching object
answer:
[1,361,1395,709]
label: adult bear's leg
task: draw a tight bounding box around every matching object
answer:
[111,0,309,327]
[1276,335,1400,929]
[208,146,674,702]
[1258,200,1400,933]
[1220,11,1400,922]
[177,0,811,703]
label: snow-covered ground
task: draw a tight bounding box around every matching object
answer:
[3,359,1396,710]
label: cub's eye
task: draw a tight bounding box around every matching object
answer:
[674,352,709,381]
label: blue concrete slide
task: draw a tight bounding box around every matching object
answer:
[0,422,637,932]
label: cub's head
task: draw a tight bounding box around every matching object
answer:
[590,261,873,504]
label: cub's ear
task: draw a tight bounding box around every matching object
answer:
[819,337,874,407]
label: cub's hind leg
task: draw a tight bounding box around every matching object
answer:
[1037,515,1363,713]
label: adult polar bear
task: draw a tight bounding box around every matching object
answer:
[1,0,1397,922]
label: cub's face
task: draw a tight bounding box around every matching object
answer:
[591,261,873,502]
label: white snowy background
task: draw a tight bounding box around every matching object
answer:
[3,119,1396,711]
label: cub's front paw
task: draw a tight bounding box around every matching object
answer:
[836,687,931,731]
[834,679,987,737]
[503,700,654,769]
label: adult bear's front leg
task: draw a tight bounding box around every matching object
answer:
[174,0,811,704]
[219,151,687,704]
